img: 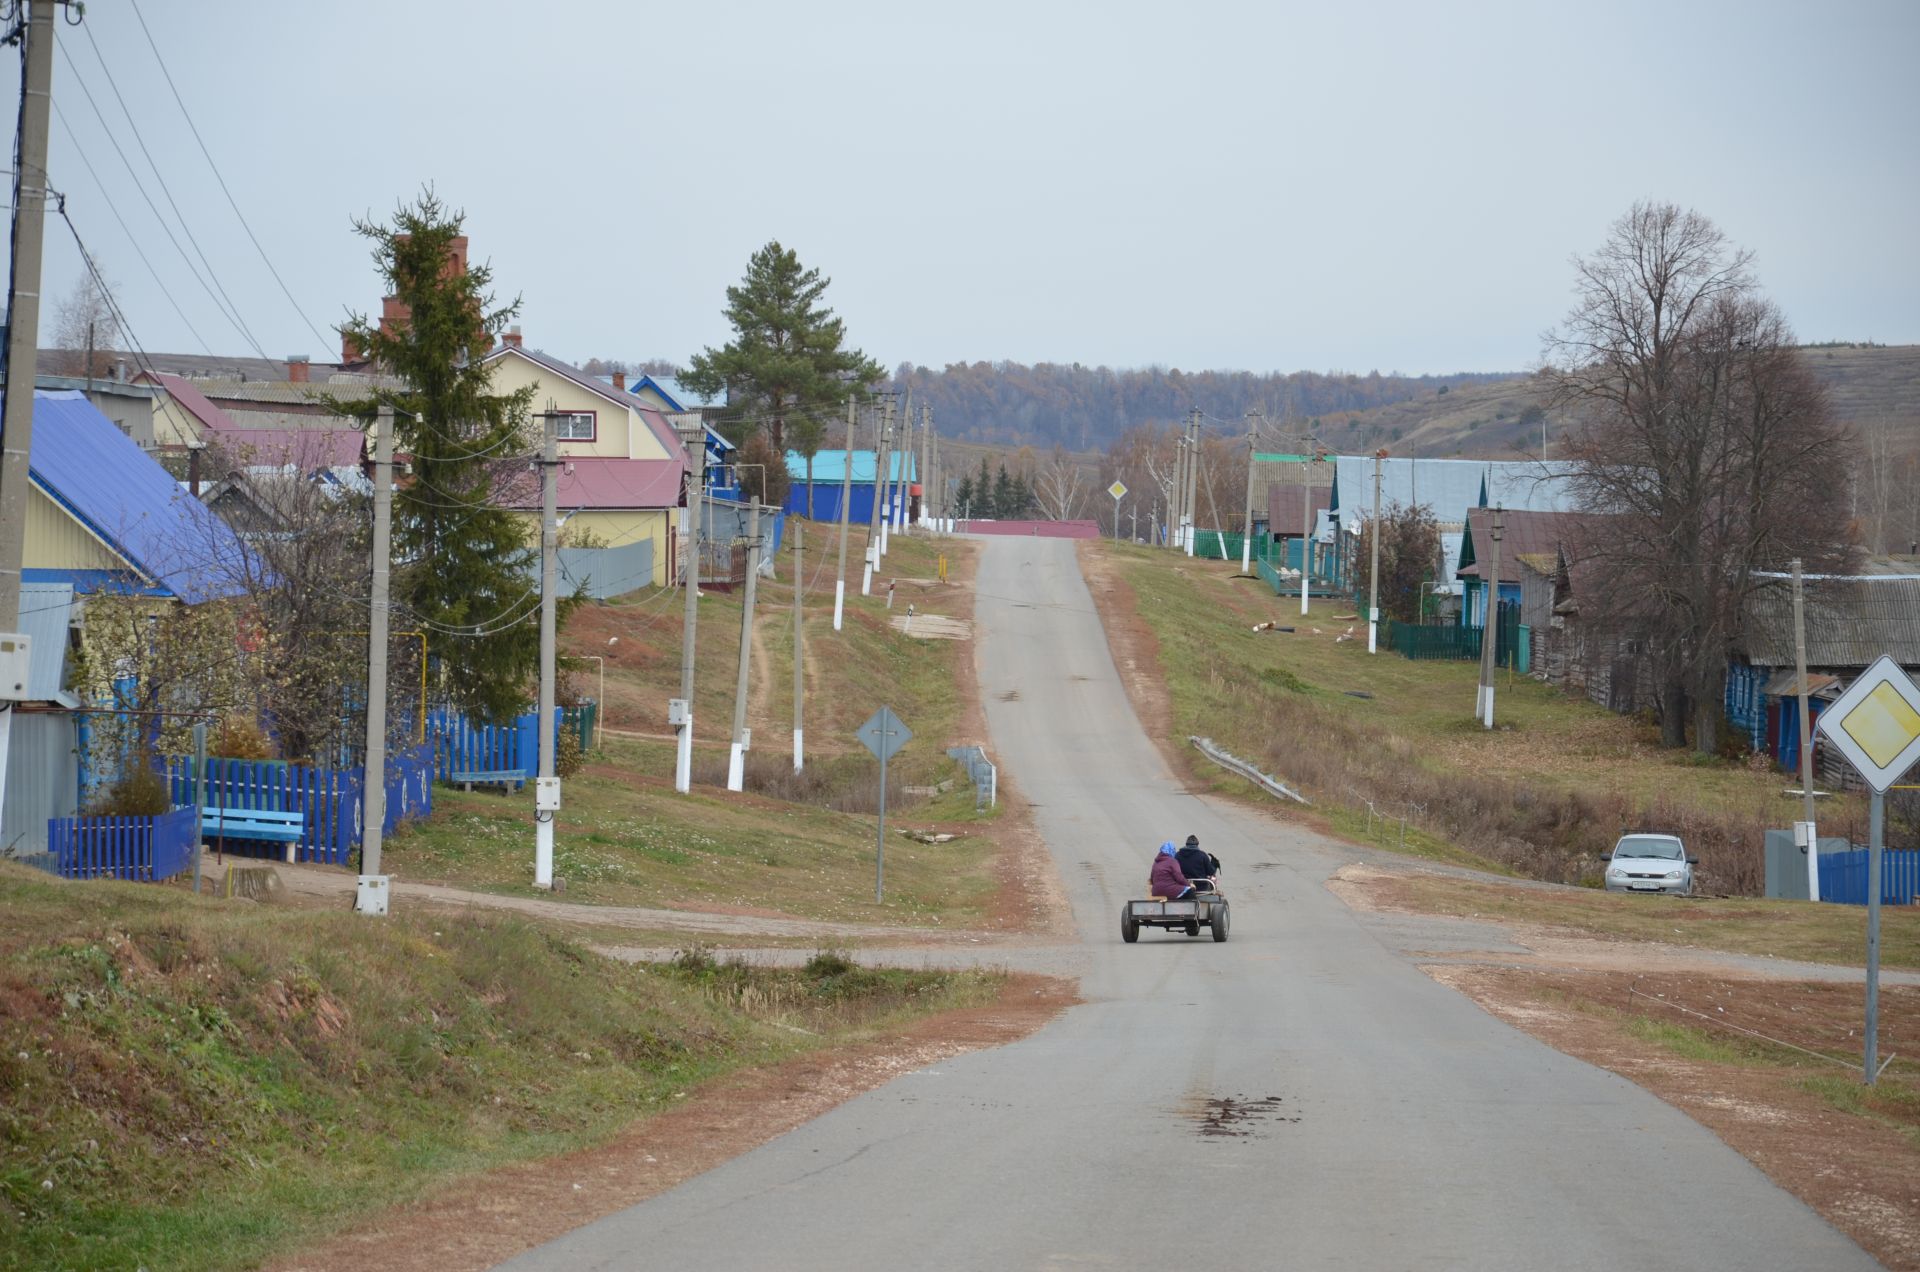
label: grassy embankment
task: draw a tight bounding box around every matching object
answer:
[0,866,1000,1272]
[1094,539,1869,893]
[378,525,996,928]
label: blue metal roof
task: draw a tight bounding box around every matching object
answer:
[784,449,916,484]
[29,391,251,603]
[637,374,725,411]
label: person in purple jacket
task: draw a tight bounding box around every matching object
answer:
[1149,841,1193,899]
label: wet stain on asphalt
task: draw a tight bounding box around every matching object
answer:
[1185,1094,1300,1139]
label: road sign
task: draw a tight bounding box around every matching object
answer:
[1108,480,1128,501]
[1814,655,1920,794]
[857,706,912,761]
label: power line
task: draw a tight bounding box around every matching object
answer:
[125,0,333,353]
[54,192,162,384]
[49,103,214,354]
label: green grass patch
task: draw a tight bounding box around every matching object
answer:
[1625,1015,1761,1065]
[0,866,1000,1272]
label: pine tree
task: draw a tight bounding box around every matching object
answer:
[992,464,1014,519]
[681,242,883,454]
[338,189,555,723]
[974,457,993,516]
[955,472,975,516]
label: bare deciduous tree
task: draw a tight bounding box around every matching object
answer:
[1033,446,1088,521]
[1546,202,1856,754]
[47,272,123,377]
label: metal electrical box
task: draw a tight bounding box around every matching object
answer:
[668,698,689,726]
[0,633,31,700]
[536,776,562,812]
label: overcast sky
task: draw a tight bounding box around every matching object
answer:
[16,0,1918,377]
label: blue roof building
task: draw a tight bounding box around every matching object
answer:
[783,449,917,522]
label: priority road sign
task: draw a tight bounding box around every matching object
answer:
[1108,480,1128,501]
[857,706,912,761]
[1814,654,1920,794]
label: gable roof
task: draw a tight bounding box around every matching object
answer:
[1456,507,1600,584]
[1742,576,1920,668]
[136,370,241,432]
[1266,484,1331,533]
[30,391,251,602]
[486,345,684,455]
[644,374,725,411]
[1328,457,1579,525]
[205,428,365,470]
[498,457,686,512]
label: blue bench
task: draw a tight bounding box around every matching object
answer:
[448,769,527,792]
[201,808,305,862]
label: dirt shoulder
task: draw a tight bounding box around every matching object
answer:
[269,972,1076,1272]
[1075,539,1184,779]
[1326,862,1920,1270]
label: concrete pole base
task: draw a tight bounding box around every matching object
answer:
[535,818,554,889]
[674,719,692,794]
[793,727,804,772]
[727,741,746,792]
[833,579,845,631]
[861,560,874,596]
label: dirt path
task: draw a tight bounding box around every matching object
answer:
[271,861,971,943]
[268,973,1077,1272]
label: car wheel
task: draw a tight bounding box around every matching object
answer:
[1210,905,1230,942]
[1121,912,1139,944]
[1184,920,1201,937]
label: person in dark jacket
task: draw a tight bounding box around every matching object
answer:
[1175,834,1219,891]
[1148,841,1192,899]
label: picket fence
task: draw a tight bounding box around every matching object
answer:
[1819,848,1920,907]
[431,705,595,785]
[167,743,436,867]
[49,806,199,882]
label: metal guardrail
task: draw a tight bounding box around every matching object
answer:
[1189,735,1309,805]
[946,745,998,811]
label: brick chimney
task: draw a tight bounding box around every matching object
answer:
[288,355,311,384]
[503,326,523,349]
[341,330,364,364]
[612,370,626,391]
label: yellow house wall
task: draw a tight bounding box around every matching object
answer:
[518,507,679,589]
[150,394,205,449]
[25,485,136,574]
[488,352,673,462]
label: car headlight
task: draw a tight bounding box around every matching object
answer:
[1606,864,1624,875]
[1665,870,1684,880]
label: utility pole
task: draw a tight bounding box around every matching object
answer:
[674,424,706,794]
[1791,558,1820,900]
[727,498,763,792]
[864,399,891,591]
[1477,507,1504,728]
[833,396,855,631]
[919,403,932,531]
[792,522,805,772]
[1367,450,1384,654]
[1240,413,1258,575]
[893,393,913,535]
[0,0,56,628]
[354,404,395,916]
[1183,410,1201,558]
[534,405,559,889]
[1301,450,1315,617]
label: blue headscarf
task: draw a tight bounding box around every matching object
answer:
[1158,841,1178,856]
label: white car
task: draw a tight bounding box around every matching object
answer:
[1603,834,1697,895]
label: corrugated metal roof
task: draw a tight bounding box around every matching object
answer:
[500,457,685,511]
[784,450,916,483]
[1456,508,1599,583]
[1743,576,1920,668]
[18,582,76,705]
[30,391,251,603]
[136,371,240,431]
[1329,457,1579,524]
[1266,484,1331,533]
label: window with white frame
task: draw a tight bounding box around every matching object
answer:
[555,411,595,441]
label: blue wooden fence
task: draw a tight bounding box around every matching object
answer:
[167,743,435,867]
[431,706,593,784]
[1819,849,1920,906]
[49,806,198,882]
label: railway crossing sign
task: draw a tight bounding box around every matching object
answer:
[1814,655,1920,794]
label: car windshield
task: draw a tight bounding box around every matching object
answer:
[1616,836,1683,860]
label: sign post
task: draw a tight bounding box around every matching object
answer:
[857,706,912,903]
[1813,654,1920,1085]
[1107,481,1128,542]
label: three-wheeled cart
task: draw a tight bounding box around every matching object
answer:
[1121,892,1229,943]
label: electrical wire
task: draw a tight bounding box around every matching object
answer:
[125,0,332,352]
[49,103,214,354]
[55,193,163,384]
[76,21,274,362]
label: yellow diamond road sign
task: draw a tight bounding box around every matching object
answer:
[1814,654,1920,793]
[1108,481,1128,501]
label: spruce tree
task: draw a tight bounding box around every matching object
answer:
[681,241,883,454]
[338,189,552,724]
[974,457,993,516]
[992,464,1015,519]
[955,472,975,516]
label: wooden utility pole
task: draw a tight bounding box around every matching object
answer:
[0,0,55,630]
[792,523,805,772]
[1367,451,1384,654]
[355,404,395,915]
[675,426,706,794]
[727,498,763,792]
[1477,507,1504,728]
[534,406,559,888]
[1183,411,1202,557]
[833,397,855,631]
[1791,558,1819,899]
[1240,413,1258,575]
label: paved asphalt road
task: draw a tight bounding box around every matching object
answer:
[500,536,1876,1271]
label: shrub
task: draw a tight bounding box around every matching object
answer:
[212,713,276,761]
[556,725,585,777]
[86,765,172,817]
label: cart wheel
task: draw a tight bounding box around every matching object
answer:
[1121,912,1139,943]
[1210,905,1230,942]
[1184,920,1201,937]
